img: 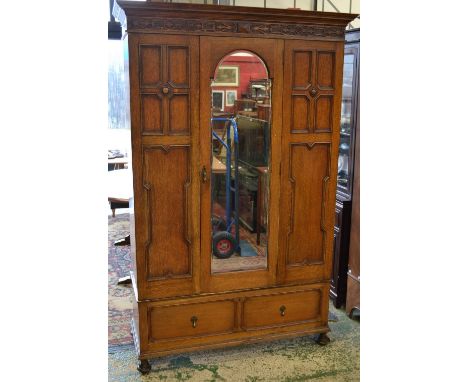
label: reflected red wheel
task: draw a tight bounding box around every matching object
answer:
[212,231,236,259]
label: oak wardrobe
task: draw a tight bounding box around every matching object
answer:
[114,0,356,373]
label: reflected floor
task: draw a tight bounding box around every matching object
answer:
[212,222,267,273]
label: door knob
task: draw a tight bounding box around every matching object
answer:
[279,305,286,317]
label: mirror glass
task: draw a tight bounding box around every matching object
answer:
[338,53,355,193]
[210,51,271,274]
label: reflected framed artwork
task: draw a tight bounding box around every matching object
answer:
[213,66,239,86]
[226,90,237,106]
[212,90,224,111]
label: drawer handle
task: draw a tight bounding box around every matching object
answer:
[191,316,198,328]
[279,305,286,317]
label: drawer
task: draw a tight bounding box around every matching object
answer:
[148,300,236,341]
[243,289,322,329]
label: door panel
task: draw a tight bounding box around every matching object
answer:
[286,143,330,267]
[130,34,200,299]
[279,39,344,285]
[199,36,284,293]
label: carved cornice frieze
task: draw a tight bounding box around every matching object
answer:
[127,17,344,39]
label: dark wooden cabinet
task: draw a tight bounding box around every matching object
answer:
[345,30,360,316]
[329,29,360,309]
[114,1,356,372]
[330,196,351,308]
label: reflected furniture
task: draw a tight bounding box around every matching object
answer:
[329,29,360,309]
[114,0,356,373]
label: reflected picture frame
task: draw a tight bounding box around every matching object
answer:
[213,66,239,86]
[225,90,237,106]
[212,90,224,111]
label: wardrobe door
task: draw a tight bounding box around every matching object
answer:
[278,39,344,285]
[130,34,200,299]
[199,36,284,293]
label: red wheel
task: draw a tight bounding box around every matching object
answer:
[212,231,236,259]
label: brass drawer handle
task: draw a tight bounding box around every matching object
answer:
[162,86,169,94]
[279,305,286,317]
[191,316,198,328]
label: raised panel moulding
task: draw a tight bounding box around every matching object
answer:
[316,51,335,90]
[286,143,330,267]
[314,95,333,132]
[169,93,190,135]
[139,44,163,88]
[292,51,312,89]
[143,145,192,281]
[141,94,163,134]
[167,46,190,88]
[291,94,311,133]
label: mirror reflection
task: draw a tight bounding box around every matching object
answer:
[338,53,355,191]
[210,51,271,273]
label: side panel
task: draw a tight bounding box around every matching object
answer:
[279,39,344,285]
[129,34,200,299]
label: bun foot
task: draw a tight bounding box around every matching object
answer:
[138,359,151,374]
[316,333,330,346]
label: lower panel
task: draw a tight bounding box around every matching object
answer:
[134,283,330,358]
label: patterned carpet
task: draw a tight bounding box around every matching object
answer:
[108,214,360,381]
[108,213,133,346]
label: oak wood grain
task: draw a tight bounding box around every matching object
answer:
[117,1,354,364]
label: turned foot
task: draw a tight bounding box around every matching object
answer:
[138,359,151,374]
[316,333,330,346]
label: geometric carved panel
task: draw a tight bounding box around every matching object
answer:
[168,46,189,87]
[138,41,192,136]
[139,45,162,88]
[292,95,310,133]
[143,145,191,280]
[293,51,312,89]
[169,94,190,135]
[141,94,163,134]
[289,47,336,134]
[316,51,335,90]
[315,95,333,132]
[286,143,330,266]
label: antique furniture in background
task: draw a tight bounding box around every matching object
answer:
[330,29,359,307]
[345,30,360,317]
[329,29,360,309]
[114,0,356,373]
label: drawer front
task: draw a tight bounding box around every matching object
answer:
[149,300,236,341]
[243,289,322,329]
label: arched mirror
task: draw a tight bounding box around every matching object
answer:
[210,51,272,274]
